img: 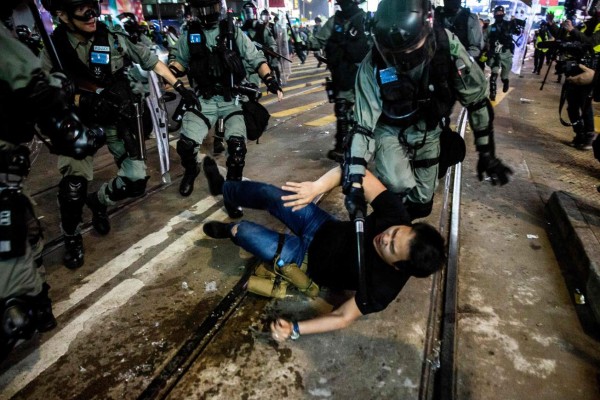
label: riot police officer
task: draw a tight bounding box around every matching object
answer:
[486,5,522,101]
[548,2,600,150]
[345,0,512,221]
[259,8,282,85]
[0,0,103,358]
[305,0,370,162]
[434,0,483,59]
[168,0,283,218]
[41,0,193,269]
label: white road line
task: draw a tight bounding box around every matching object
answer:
[0,279,143,400]
[0,207,228,398]
[53,197,219,318]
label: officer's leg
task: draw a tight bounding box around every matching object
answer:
[373,124,416,196]
[94,128,150,208]
[329,97,354,162]
[223,102,248,218]
[500,52,512,92]
[579,84,596,150]
[177,103,214,196]
[566,83,587,147]
[404,129,441,220]
[57,155,91,269]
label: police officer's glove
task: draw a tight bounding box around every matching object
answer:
[344,184,367,221]
[262,73,282,95]
[173,79,200,111]
[477,152,513,185]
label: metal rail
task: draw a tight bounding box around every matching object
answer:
[420,109,468,400]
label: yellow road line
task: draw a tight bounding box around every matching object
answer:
[490,87,514,106]
[270,100,326,117]
[304,114,336,126]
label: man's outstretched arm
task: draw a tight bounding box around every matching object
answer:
[270,295,363,342]
[281,167,385,211]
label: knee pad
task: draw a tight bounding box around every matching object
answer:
[226,136,247,181]
[404,199,434,221]
[58,176,87,234]
[334,99,354,120]
[107,176,149,202]
[0,188,34,259]
[2,298,35,346]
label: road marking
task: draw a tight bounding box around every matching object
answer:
[261,79,325,97]
[0,279,143,399]
[490,87,514,106]
[53,197,218,318]
[0,207,228,398]
[304,114,336,126]
[261,87,324,106]
[270,101,326,118]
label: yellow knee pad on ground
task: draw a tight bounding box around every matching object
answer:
[274,262,320,298]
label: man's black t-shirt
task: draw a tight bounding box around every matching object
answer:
[307,190,412,315]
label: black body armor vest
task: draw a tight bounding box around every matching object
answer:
[187,20,245,100]
[325,10,370,92]
[488,20,515,53]
[376,26,456,130]
[434,7,471,51]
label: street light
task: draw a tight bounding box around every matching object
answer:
[302,0,312,20]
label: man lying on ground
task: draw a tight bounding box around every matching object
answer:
[201,157,446,342]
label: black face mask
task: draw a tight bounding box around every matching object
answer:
[494,15,504,23]
[70,8,98,22]
[483,22,489,29]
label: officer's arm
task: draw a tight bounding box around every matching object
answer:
[270,296,363,342]
[467,14,483,58]
[265,29,278,52]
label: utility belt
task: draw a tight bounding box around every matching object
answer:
[195,84,229,100]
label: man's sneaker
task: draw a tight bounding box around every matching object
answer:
[86,192,110,235]
[213,137,225,155]
[203,221,232,239]
[64,234,84,269]
[203,157,224,195]
[569,134,584,147]
[179,163,201,197]
[224,201,243,219]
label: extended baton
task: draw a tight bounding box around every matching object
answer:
[354,209,368,307]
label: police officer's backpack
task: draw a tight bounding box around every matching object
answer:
[242,100,270,141]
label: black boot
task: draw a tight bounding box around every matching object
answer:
[502,79,509,93]
[86,191,110,235]
[225,137,247,218]
[32,283,57,332]
[179,163,200,197]
[177,136,201,197]
[64,234,84,269]
[327,146,344,163]
[224,201,243,219]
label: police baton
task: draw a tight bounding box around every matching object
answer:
[285,13,305,56]
[253,41,292,63]
[354,209,368,307]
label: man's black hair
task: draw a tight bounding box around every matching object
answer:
[395,222,445,277]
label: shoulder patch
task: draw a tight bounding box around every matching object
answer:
[449,38,460,57]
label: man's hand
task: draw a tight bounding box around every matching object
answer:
[345,184,367,220]
[562,19,574,32]
[477,152,513,185]
[566,64,595,85]
[281,181,322,211]
[270,318,293,342]
[173,79,200,111]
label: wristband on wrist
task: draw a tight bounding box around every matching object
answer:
[290,320,300,340]
[174,79,184,91]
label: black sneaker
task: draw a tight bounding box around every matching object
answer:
[86,192,110,235]
[576,133,595,150]
[224,201,243,218]
[203,221,232,239]
[203,157,224,196]
[213,137,225,155]
[64,234,84,269]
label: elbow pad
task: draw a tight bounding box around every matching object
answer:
[168,64,186,78]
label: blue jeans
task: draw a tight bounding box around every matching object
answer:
[223,181,336,266]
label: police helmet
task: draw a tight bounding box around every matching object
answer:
[315,17,322,23]
[242,1,258,21]
[372,0,431,65]
[189,0,225,27]
[443,0,461,13]
[42,0,100,13]
[493,5,505,16]
[260,9,270,22]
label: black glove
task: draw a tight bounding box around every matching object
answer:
[262,73,282,95]
[477,152,513,185]
[173,79,200,111]
[345,184,367,221]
